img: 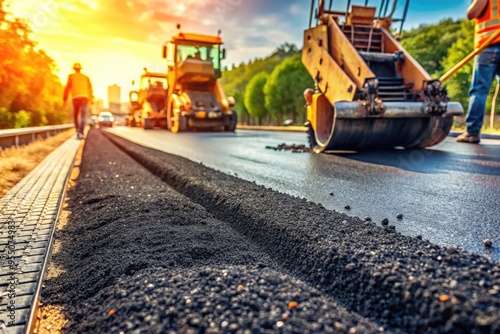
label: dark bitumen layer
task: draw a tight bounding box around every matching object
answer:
[41,129,500,333]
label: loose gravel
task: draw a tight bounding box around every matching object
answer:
[265,143,312,153]
[71,266,386,334]
[41,129,500,333]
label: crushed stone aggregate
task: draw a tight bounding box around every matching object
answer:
[40,129,500,333]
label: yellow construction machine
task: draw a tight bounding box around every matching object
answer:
[303,0,464,151]
[127,70,168,129]
[161,28,237,132]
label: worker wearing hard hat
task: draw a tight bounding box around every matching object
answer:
[457,0,500,144]
[63,63,94,139]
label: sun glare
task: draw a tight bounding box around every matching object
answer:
[7,0,60,31]
[176,3,187,15]
[87,0,98,10]
[7,1,34,19]
[4,0,238,106]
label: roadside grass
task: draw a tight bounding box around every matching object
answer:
[453,116,500,135]
[482,128,500,134]
[453,126,500,135]
[0,130,74,197]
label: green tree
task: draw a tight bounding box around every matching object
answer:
[401,18,500,117]
[220,44,301,125]
[400,18,463,76]
[440,19,475,109]
[244,71,268,125]
[0,0,68,129]
[264,54,313,124]
[231,91,250,125]
[0,107,15,128]
[413,19,498,116]
[15,110,31,128]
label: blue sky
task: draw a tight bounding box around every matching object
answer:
[402,0,470,28]
[218,0,473,66]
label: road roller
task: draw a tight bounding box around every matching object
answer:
[161,26,237,133]
[128,26,237,132]
[127,70,168,129]
[303,0,464,152]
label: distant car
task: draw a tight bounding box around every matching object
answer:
[98,111,115,127]
[89,115,97,128]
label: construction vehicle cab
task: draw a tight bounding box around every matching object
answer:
[162,30,237,133]
[303,0,464,151]
[128,71,168,129]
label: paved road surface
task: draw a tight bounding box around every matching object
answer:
[107,127,500,261]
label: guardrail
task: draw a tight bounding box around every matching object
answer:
[0,124,73,148]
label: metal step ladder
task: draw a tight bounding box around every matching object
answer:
[342,25,383,53]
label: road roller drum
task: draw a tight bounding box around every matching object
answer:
[303,0,464,151]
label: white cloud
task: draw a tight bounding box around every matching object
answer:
[290,4,301,15]
[251,15,280,27]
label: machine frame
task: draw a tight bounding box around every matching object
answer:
[303,0,463,151]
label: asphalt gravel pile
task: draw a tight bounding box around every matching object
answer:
[42,129,385,333]
[72,266,386,333]
[41,129,500,333]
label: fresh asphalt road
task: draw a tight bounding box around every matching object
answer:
[107,127,500,261]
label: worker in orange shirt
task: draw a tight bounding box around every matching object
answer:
[63,63,93,139]
[457,0,500,144]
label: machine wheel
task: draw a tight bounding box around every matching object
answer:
[224,111,238,132]
[305,121,317,148]
[167,101,174,130]
[407,116,454,149]
[171,113,187,133]
[142,117,153,130]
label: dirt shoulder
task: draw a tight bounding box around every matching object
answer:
[0,130,74,197]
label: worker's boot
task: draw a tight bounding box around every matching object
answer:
[456,132,480,144]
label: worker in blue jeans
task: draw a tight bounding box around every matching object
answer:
[457,0,500,144]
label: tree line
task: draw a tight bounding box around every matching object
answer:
[221,43,313,126]
[222,18,497,126]
[400,18,477,111]
[0,0,69,129]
